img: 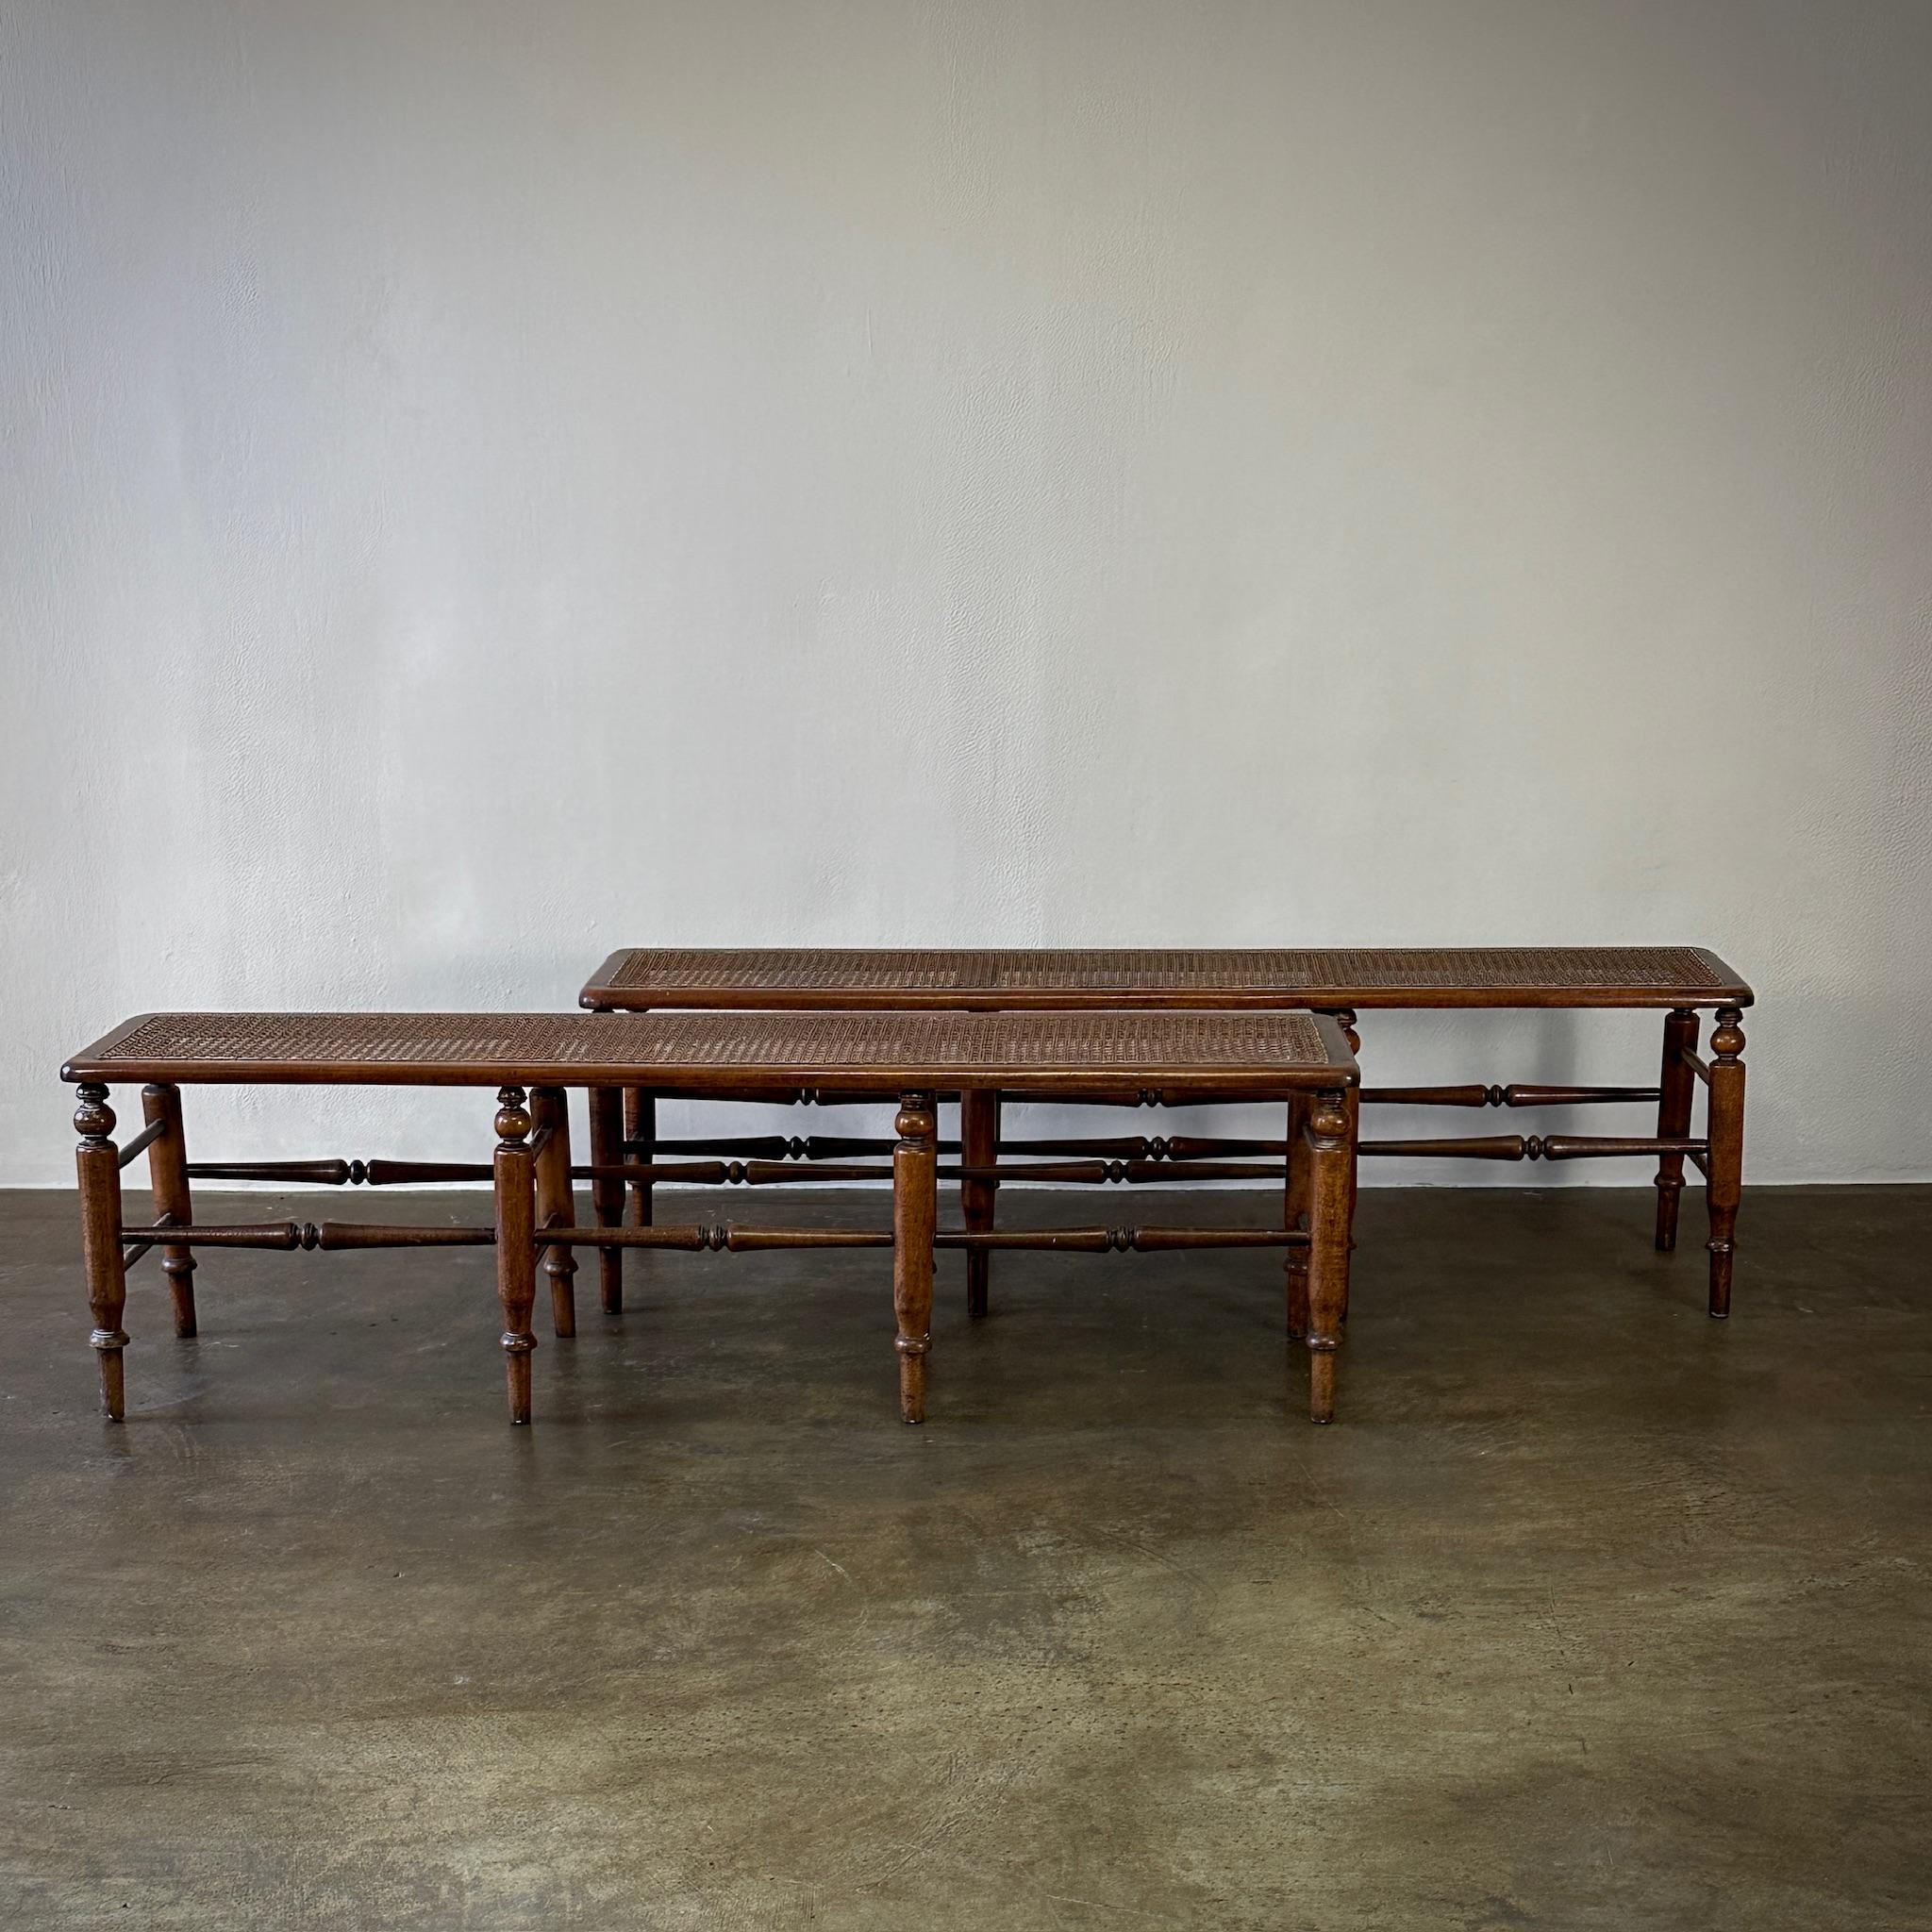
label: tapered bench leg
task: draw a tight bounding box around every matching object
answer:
[960,1089,998,1317]
[1283,1092,1310,1339]
[588,1087,625,1314]
[141,1082,197,1337]
[532,1088,577,1338]
[75,1086,130,1422]
[1706,1008,1746,1318]
[1653,1009,1699,1252]
[1304,1088,1354,1424]
[892,1092,938,1422]
[624,1088,656,1229]
[493,1088,539,1424]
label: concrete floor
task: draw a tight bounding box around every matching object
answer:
[1,1182,1927,1929]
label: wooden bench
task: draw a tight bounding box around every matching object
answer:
[62,1009,1358,1426]
[579,945,1753,1316]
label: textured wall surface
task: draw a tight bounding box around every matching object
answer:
[4,1,1928,1185]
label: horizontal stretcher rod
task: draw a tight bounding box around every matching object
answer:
[934,1226,1301,1252]
[1538,1135,1707,1160]
[1358,1134,1710,1161]
[1362,1085,1494,1108]
[1681,1049,1711,1085]
[1123,1160,1278,1182]
[313,1223,495,1249]
[541,1224,894,1251]
[1361,1084,1662,1108]
[1500,1084,1661,1108]
[654,1136,843,1159]
[658,1134,1170,1161]
[733,1160,1122,1186]
[1360,1137,1533,1160]
[187,1159,358,1185]
[1163,1136,1286,1158]
[116,1118,168,1168]
[120,1221,310,1250]
[121,1220,498,1250]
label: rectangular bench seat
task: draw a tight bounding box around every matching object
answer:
[581,944,1752,1010]
[64,1008,1358,1428]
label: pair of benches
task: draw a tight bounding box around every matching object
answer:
[62,944,1750,1429]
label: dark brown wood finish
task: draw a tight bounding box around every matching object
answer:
[67,1008,1357,1427]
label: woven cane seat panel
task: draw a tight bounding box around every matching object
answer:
[599,949,1317,993]
[588,945,1743,1004]
[1305,947,1728,991]
[71,1009,1340,1084]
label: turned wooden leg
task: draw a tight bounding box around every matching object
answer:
[75,1087,130,1421]
[1283,1092,1311,1339]
[892,1091,939,1423]
[142,1081,197,1338]
[1652,1009,1699,1252]
[960,1089,999,1318]
[588,1086,625,1314]
[1304,1088,1355,1424]
[1705,1008,1746,1319]
[623,1087,656,1229]
[493,1088,539,1424]
[532,1087,577,1339]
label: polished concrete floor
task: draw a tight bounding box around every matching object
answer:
[1,1182,1927,1928]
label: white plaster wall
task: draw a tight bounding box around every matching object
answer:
[3,0,1928,1187]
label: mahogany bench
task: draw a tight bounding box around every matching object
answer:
[579,945,1752,1317]
[62,1009,1358,1426]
